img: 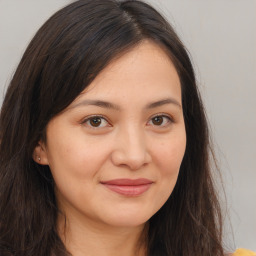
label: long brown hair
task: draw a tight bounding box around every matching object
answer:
[0,0,224,255]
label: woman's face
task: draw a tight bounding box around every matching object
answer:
[36,41,186,228]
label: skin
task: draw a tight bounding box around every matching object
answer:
[34,40,186,256]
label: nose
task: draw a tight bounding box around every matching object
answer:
[111,126,152,170]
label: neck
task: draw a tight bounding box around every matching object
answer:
[57,212,147,256]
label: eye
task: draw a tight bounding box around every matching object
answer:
[82,115,110,128]
[148,114,172,127]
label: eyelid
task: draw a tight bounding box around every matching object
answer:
[81,115,111,128]
[147,113,174,126]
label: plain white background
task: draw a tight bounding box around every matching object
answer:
[0,0,255,251]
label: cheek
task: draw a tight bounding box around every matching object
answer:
[152,131,186,198]
[154,132,186,175]
[46,135,116,212]
[46,134,112,209]
[46,124,110,178]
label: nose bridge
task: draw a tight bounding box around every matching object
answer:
[125,124,145,154]
[111,123,151,170]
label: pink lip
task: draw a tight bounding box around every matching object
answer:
[100,179,153,196]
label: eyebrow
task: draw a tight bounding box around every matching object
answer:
[70,98,181,110]
[70,100,120,110]
[145,98,181,109]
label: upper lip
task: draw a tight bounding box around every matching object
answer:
[100,178,153,186]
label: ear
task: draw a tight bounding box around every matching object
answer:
[33,140,49,165]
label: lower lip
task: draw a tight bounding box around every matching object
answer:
[102,184,152,196]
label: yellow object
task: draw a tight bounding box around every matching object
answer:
[234,248,256,256]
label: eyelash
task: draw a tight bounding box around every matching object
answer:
[81,115,111,129]
[147,114,173,127]
[81,114,173,129]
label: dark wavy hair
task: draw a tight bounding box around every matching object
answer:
[0,0,224,255]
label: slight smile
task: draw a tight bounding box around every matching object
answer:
[100,179,154,197]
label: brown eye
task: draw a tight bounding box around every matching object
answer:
[152,116,164,125]
[148,115,172,127]
[82,116,109,128]
[89,117,102,127]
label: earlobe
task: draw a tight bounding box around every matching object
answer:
[33,141,49,165]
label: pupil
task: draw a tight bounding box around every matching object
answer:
[90,117,101,127]
[152,116,163,125]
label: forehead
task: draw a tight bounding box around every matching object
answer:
[71,40,181,106]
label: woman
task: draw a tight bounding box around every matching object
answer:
[0,0,254,255]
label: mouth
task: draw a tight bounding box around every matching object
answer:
[100,178,153,197]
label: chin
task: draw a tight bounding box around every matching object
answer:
[100,208,154,228]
